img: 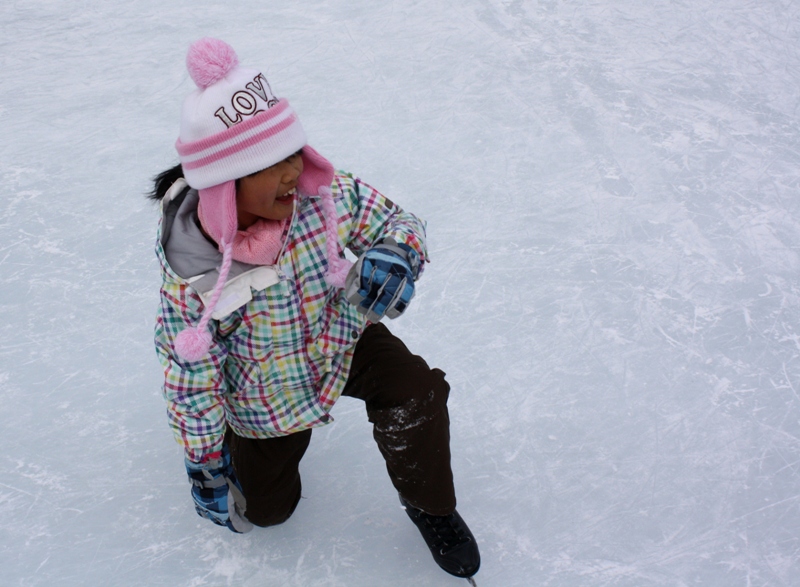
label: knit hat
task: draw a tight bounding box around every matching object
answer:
[173,38,351,361]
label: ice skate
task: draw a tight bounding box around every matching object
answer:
[400,496,481,580]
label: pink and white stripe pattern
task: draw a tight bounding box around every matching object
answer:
[175,99,307,190]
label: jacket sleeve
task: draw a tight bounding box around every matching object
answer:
[336,172,430,274]
[154,281,229,464]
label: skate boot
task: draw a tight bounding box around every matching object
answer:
[400,496,480,579]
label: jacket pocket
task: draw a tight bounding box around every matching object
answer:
[310,297,363,365]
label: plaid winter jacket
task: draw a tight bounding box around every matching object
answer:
[154,171,428,463]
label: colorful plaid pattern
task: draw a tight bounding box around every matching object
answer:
[154,172,429,463]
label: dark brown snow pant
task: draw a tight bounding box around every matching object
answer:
[227,323,456,527]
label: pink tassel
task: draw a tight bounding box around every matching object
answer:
[319,186,353,288]
[175,238,235,362]
[325,259,351,288]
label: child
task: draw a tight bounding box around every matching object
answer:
[150,38,480,581]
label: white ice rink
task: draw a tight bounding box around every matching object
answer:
[2,1,799,585]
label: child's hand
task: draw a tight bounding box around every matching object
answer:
[345,237,420,323]
[185,445,253,533]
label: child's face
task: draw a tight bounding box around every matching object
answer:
[236,151,304,227]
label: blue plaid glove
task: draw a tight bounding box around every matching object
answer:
[345,237,421,323]
[185,445,253,533]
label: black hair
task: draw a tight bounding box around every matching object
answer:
[147,162,184,201]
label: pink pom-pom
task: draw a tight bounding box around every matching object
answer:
[186,38,239,89]
[325,258,353,288]
[175,327,213,361]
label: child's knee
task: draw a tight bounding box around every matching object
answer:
[374,365,450,412]
[245,480,303,527]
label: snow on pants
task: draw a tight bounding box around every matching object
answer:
[227,322,456,527]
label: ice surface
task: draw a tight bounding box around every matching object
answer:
[2,0,799,585]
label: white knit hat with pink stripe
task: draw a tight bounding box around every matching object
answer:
[173,38,351,361]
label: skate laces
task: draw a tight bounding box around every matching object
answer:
[423,513,470,554]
